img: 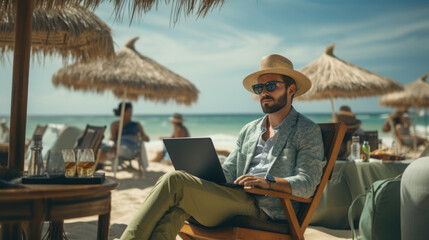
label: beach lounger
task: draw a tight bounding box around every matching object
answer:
[49,126,83,151]
[74,125,106,168]
[178,122,347,240]
[113,137,149,178]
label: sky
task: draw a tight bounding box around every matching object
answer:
[0,0,428,116]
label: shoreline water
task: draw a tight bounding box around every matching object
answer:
[1,112,428,157]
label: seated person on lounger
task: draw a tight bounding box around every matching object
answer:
[151,113,189,162]
[120,54,325,240]
[385,111,428,148]
[98,102,150,168]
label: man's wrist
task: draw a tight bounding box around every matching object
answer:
[268,181,274,190]
[265,175,276,190]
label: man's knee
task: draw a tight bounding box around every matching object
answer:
[159,170,190,189]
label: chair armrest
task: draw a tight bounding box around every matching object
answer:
[244,187,312,203]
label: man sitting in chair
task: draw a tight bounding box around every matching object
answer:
[120,54,325,240]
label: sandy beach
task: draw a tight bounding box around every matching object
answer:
[52,147,353,240]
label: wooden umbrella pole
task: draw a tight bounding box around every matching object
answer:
[114,90,127,178]
[413,106,418,151]
[330,97,336,122]
[8,0,35,178]
[425,109,428,138]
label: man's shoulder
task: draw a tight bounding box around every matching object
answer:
[243,116,264,129]
[236,116,264,137]
[296,111,318,128]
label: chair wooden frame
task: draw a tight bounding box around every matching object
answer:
[74,124,106,166]
[178,122,347,240]
[117,140,145,177]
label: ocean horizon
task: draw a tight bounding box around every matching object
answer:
[1,111,428,158]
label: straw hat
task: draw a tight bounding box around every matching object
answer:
[243,54,312,97]
[0,118,6,125]
[336,106,361,129]
[170,113,184,123]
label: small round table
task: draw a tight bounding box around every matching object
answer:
[0,178,118,240]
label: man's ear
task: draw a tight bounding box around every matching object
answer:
[288,84,297,95]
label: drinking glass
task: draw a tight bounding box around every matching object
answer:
[77,149,95,177]
[62,149,77,177]
[46,149,66,177]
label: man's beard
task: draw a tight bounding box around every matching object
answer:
[260,93,287,113]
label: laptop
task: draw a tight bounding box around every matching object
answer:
[163,137,242,188]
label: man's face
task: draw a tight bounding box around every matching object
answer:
[257,73,293,114]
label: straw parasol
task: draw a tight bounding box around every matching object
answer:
[379,74,429,109]
[0,0,226,24]
[52,37,199,177]
[296,43,403,120]
[379,73,429,137]
[2,0,225,179]
[0,5,114,62]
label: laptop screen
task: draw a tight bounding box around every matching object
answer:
[163,138,228,184]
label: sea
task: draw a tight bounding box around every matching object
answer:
[2,112,429,158]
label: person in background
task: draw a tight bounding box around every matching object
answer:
[151,113,189,163]
[382,109,411,133]
[335,106,364,160]
[0,119,9,143]
[98,102,150,169]
[386,110,428,148]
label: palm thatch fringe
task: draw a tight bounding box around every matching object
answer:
[297,43,403,100]
[379,74,429,109]
[0,5,114,62]
[0,0,226,24]
[52,37,199,105]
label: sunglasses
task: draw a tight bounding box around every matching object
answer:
[252,81,286,94]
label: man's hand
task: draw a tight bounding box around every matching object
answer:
[234,175,270,190]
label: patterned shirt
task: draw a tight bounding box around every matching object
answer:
[222,108,325,220]
[246,116,285,177]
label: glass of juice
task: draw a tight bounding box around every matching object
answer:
[77,149,95,177]
[62,149,76,177]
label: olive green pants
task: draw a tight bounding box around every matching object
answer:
[120,170,268,240]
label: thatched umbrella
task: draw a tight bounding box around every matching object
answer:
[379,74,429,137]
[2,0,225,179]
[296,43,403,120]
[1,0,226,24]
[52,37,199,177]
[379,74,429,109]
[0,5,114,62]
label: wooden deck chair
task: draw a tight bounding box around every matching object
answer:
[74,124,106,168]
[117,139,146,177]
[178,122,347,240]
[49,126,83,151]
